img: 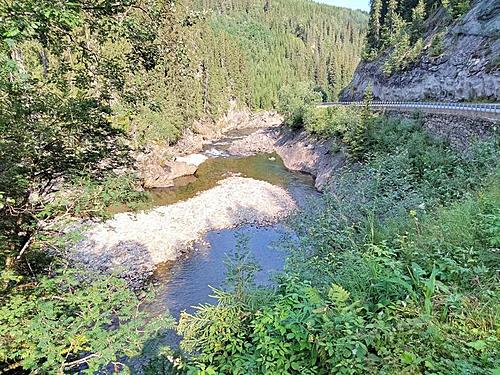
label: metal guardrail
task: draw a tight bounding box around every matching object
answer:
[318,101,500,115]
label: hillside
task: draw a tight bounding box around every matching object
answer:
[341,0,500,101]
[194,0,367,107]
[108,0,368,144]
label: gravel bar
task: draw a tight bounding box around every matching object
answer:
[71,177,297,287]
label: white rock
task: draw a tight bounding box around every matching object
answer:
[175,153,208,167]
[72,177,297,280]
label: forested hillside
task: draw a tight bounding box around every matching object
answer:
[195,0,367,108]
[110,0,368,145]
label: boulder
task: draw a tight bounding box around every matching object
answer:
[143,174,175,189]
[175,153,208,167]
[142,160,198,189]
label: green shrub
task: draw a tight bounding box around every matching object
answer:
[303,105,371,159]
[442,0,471,19]
[430,32,445,57]
[40,173,150,220]
[303,106,358,139]
[278,81,323,129]
[303,107,331,136]
[0,269,174,374]
[402,182,500,288]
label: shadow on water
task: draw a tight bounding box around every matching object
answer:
[147,224,293,320]
[131,224,297,373]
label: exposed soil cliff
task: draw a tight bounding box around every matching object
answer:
[342,0,500,102]
[228,128,346,191]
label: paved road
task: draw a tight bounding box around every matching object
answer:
[318,101,500,121]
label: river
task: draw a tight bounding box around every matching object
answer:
[144,129,319,320]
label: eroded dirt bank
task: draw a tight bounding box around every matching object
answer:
[71,177,297,287]
[228,127,346,191]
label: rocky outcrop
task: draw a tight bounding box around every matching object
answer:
[175,154,208,167]
[71,177,297,288]
[215,106,283,133]
[139,153,208,189]
[342,0,500,102]
[228,128,346,191]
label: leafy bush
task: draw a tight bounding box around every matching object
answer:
[402,182,500,289]
[0,269,174,374]
[278,81,323,129]
[40,174,150,220]
[430,32,445,57]
[303,106,357,139]
[303,94,372,160]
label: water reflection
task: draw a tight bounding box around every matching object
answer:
[149,224,292,319]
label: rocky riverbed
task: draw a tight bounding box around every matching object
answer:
[69,116,343,288]
[71,177,297,288]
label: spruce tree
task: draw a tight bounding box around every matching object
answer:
[367,0,383,50]
[411,0,426,42]
[382,0,398,45]
[349,85,373,159]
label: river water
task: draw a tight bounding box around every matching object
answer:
[144,130,319,322]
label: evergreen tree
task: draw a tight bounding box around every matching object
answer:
[350,84,373,159]
[382,0,398,45]
[196,0,367,105]
[411,0,426,42]
[367,0,383,50]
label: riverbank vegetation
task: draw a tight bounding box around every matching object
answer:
[165,112,499,373]
[0,1,177,371]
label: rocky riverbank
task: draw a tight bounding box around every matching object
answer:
[136,110,283,189]
[228,127,346,191]
[70,177,297,288]
[69,112,339,288]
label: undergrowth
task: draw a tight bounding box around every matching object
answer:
[41,173,150,220]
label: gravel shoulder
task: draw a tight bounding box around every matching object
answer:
[71,177,297,287]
